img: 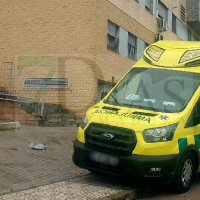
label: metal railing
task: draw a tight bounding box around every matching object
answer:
[0,62,45,117]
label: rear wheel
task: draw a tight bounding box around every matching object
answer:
[172,152,194,193]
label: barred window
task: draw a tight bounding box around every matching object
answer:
[172,13,176,34]
[145,42,150,49]
[107,20,119,52]
[145,0,153,13]
[128,33,137,60]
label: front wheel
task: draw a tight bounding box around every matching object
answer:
[171,152,194,193]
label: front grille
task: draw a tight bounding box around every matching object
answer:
[85,123,137,156]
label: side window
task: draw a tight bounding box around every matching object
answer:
[185,99,200,128]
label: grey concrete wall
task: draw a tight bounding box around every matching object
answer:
[187,0,200,22]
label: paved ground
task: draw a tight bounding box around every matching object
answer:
[0,174,137,200]
[0,124,138,200]
[1,124,200,200]
[0,125,83,194]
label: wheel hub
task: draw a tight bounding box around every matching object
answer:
[182,159,193,186]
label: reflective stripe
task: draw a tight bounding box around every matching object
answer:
[178,138,188,153]
[194,135,200,149]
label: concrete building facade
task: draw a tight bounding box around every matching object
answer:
[0,0,199,124]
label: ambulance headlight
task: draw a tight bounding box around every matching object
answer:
[143,123,178,143]
[80,115,88,129]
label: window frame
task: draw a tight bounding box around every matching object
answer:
[158,0,168,21]
[145,42,150,50]
[145,0,153,13]
[107,20,120,52]
[188,30,192,41]
[128,32,137,60]
[172,13,177,34]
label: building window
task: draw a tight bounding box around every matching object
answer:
[188,30,192,41]
[145,42,150,49]
[107,20,119,52]
[193,35,199,41]
[172,13,176,34]
[128,33,137,60]
[158,1,168,21]
[145,0,153,13]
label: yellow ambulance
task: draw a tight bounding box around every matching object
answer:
[73,41,200,193]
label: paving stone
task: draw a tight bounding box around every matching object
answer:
[0,125,137,200]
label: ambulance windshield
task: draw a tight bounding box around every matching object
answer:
[104,67,200,113]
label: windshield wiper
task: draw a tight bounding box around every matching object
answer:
[108,94,122,106]
[125,104,159,112]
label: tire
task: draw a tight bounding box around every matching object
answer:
[171,152,194,193]
[88,169,101,174]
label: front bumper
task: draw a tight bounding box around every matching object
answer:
[72,139,178,185]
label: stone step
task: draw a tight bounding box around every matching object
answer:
[15,101,78,127]
[47,118,76,123]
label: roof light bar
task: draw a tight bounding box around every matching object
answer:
[146,45,165,62]
[185,59,200,68]
[179,49,200,63]
[143,55,152,64]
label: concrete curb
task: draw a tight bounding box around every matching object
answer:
[99,190,136,200]
[0,174,87,197]
[99,186,153,200]
[0,122,20,131]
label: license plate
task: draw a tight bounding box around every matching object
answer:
[89,151,119,166]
